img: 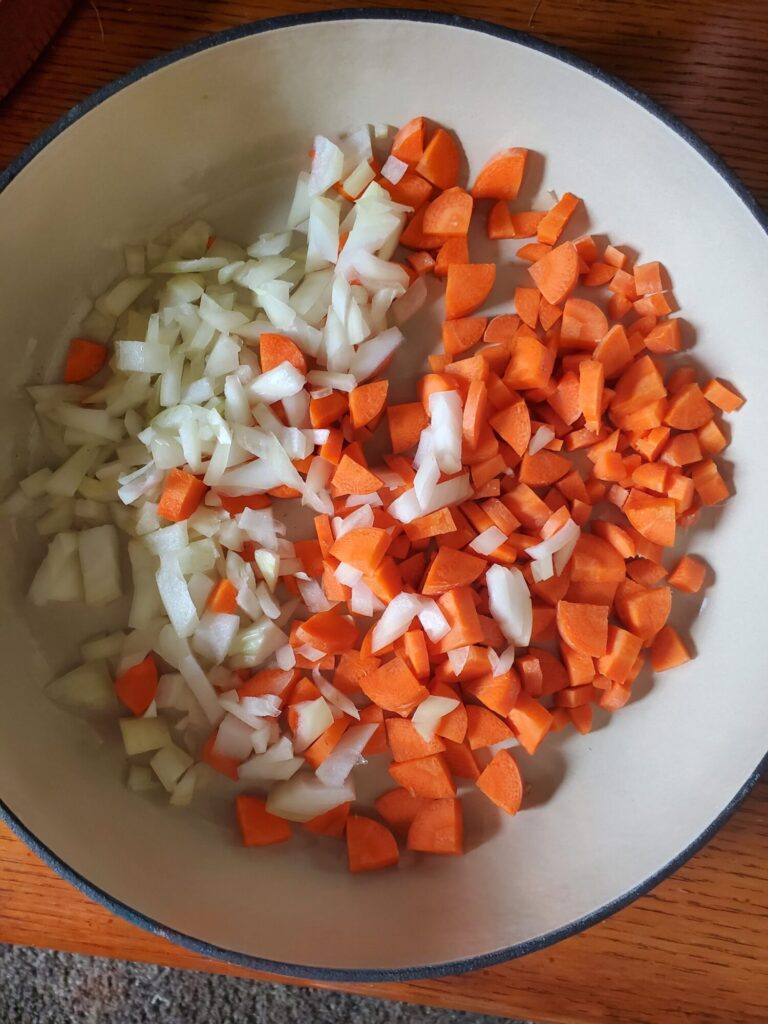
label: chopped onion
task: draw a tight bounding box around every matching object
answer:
[308,136,345,197]
[119,716,171,756]
[531,555,555,582]
[412,695,459,742]
[528,425,556,455]
[526,517,580,562]
[48,660,118,715]
[315,723,376,787]
[416,598,450,643]
[292,697,334,752]
[429,390,463,475]
[312,670,360,720]
[334,562,362,588]
[79,525,122,606]
[486,564,532,647]
[332,504,374,537]
[191,611,240,664]
[150,743,194,792]
[447,646,470,677]
[493,645,516,677]
[213,713,256,760]
[381,154,408,184]
[298,578,332,613]
[349,326,403,382]
[371,592,423,652]
[266,773,355,822]
[469,526,507,556]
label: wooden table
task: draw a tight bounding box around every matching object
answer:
[1,3,766,1022]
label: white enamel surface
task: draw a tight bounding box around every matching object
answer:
[0,18,766,973]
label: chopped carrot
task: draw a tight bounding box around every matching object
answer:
[517,241,552,263]
[463,669,521,717]
[462,379,490,448]
[537,192,580,245]
[556,601,609,657]
[408,797,464,855]
[518,449,571,486]
[508,692,553,754]
[690,459,729,505]
[597,626,643,684]
[421,547,486,595]
[206,578,238,615]
[633,261,665,296]
[115,656,157,716]
[310,391,348,428]
[702,378,745,412]
[235,796,292,847]
[331,455,383,495]
[614,581,671,642]
[445,263,496,320]
[201,732,240,780]
[664,383,713,430]
[360,657,428,716]
[515,287,541,330]
[387,401,429,453]
[644,320,682,354]
[374,788,429,836]
[434,237,469,277]
[295,610,359,655]
[157,468,207,522]
[349,380,389,429]
[561,299,608,349]
[465,704,513,749]
[528,241,579,305]
[487,203,545,239]
[389,753,456,798]
[442,317,487,356]
[415,127,460,190]
[503,334,555,390]
[423,187,473,236]
[668,554,706,593]
[346,815,399,872]
[385,718,445,762]
[571,534,627,583]
[471,147,528,200]
[391,116,427,165]
[63,338,107,382]
[651,625,691,671]
[260,333,308,374]
[330,527,391,573]
[303,802,351,838]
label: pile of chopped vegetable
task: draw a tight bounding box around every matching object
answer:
[7,116,744,871]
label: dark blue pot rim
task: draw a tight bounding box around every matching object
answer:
[1,7,766,984]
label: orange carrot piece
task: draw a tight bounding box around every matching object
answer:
[374,788,429,836]
[389,753,456,798]
[402,628,430,679]
[391,116,427,165]
[303,801,351,837]
[490,400,531,457]
[424,187,473,236]
[702,378,745,413]
[310,391,348,428]
[515,287,541,330]
[690,459,729,505]
[668,554,706,593]
[408,797,464,855]
[435,587,485,651]
[346,815,399,873]
[517,241,552,263]
[201,732,240,780]
[537,192,580,245]
[157,468,207,522]
[476,748,524,815]
[260,333,308,374]
[349,380,388,430]
[386,718,446,762]
[643,320,682,354]
[463,670,521,718]
[445,263,496,320]
[331,455,383,495]
[578,359,605,433]
[503,334,555,391]
[664,383,713,430]
[460,378,489,449]
[487,203,545,240]
[360,656,428,716]
[387,402,429,454]
[518,449,571,486]
[560,643,596,687]
[528,241,579,305]
[407,249,436,276]
[434,236,470,278]
[556,601,609,657]
[570,704,594,734]
[594,325,633,379]
[404,508,456,542]
[63,338,107,382]
[416,128,460,190]
[115,656,157,716]
[206,578,238,615]
[472,147,528,200]
[633,260,665,296]
[582,262,616,286]
[295,610,359,655]
[625,558,668,587]
[235,796,292,847]
[597,626,643,684]
[650,625,691,671]
[561,298,608,349]
[571,534,627,583]
[508,692,553,754]
[330,527,391,573]
[442,317,487,356]
[422,547,487,595]
[465,705,513,749]
[624,492,676,547]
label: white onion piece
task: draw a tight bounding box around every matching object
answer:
[469,526,507,556]
[292,697,334,752]
[417,598,451,643]
[350,580,376,617]
[297,644,325,663]
[392,276,427,325]
[412,695,459,741]
[239,750,303,782]
[266,774,355,822]
[213,713,256,761]
[48,660,118,715]
[486,564,532,647]
[29,531,83,605]
[493,645,516,677]
[240,694,283,719]
[381,154,408,184]
[531,555,555,582]
[306,370,356,392]
[429,390,463,475]
[247,362,305,404]
[79,525,122,607]
[526,518,580,562]
[151,744,194,793]
[298,578,333,614]
[528,425,556,455]
[275,644,296,670]
[371,592,423,652]
[349,326,403,382]
[119,717,170,756]
[287,172,311,228]
[312,670,360,721]
[554,530,580,575]
[306,196,340,272]
[315,723,376,787]
[334,562,362,588]
[308,136,344,196]
[332,504,374,538]
[192,611,240,664]
[346,492,383,508]
[447,646,470,677]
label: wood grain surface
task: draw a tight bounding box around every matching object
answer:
[0,2,766,1022]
